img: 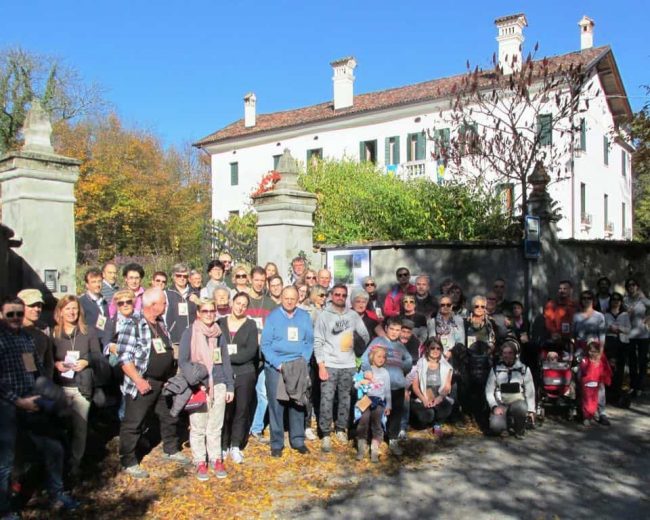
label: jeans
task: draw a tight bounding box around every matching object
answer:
[250,370,267,434]
[119,379,179,468]
[264,366,306,450]
[0,402,64,514]
[387,388,406,440]
[410,397,453,428]
[62,386,90,468]
[628,338,649,392]
[189,384,226,463]
[489,399,528,435]
[318,367,356,436]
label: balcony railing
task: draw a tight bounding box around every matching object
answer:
[580,213,592,231]
[605,222,614,237]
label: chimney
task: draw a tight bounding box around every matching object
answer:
[578,16,595,50]
[244,92,256,128]
[494,13,528,74]
[330,57,356,110]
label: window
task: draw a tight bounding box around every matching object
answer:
[273,154,281,170]
[306,148,322,165]
[406,133,426,161]
[537,114,552,146]
[498,183,515,215]
[604,194,608,229]
[578,118,586,151]
[230,162,239,186]
[229,210,240,218]
[385,136,400,165]
[580,183,586,218]
[458,123,480,155]
[433,128,450,158]
[621,150,627,177]
[603,136,609,165]
[359,140,377,164]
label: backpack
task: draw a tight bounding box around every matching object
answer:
[466,340,492,383]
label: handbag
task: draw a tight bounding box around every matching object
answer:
[185,388,208,411]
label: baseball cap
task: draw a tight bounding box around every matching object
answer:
[17,289,44,306]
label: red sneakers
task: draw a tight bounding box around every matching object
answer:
[213,459,227,479]
[196,462,209,481]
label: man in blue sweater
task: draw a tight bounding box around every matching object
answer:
[261,286,314,457]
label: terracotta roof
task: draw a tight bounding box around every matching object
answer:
[195,46,616,147]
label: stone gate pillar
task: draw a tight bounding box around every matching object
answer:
[0,100,81,296]
[252,149,317,281]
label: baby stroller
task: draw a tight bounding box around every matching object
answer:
[536,343,578,422]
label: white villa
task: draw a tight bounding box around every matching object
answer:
[195,13,634,240]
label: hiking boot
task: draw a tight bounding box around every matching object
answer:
[271,448,283,458]
[335,431,348,443]
[294,445,309,455]
[321,436,332,453]
[124,464,149,479]
[50,492,80,512]
[229,447,244,464]
[389,439,403,456]
[250,431,269,444]
[196,462,209,481]
[397,429,407,440]
[356,440,367,461]
[212,459,227,479]
[370,441,380,463]
[163,451,190,465]
[305,427,317,441]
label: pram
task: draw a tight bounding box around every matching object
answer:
[536,343,579,422]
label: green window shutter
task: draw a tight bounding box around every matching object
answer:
[603,136,609,165]
[394,136,400,164]
[416,133,426,161]
[230,162,239,186]
[537,114,552,146]
[273,155,281,170]
[359,141,365,162]
[579,118,586,151]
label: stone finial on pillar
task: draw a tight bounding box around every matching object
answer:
[252,149,317,279]
[527,160,559,223]
[23,99,55,154]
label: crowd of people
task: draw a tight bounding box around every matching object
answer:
[1,252,648,517]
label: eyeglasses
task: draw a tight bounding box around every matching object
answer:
[117,300,134,307]
[440,303,452,307]
[199,309,217,314]
[474,305,486,309]
[397,273,409,278]
[365,282,376,287]
[332,293,347,298]
[235,274,248,279]
[175,274,189,278]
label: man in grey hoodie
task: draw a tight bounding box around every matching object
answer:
[314,284,369,452]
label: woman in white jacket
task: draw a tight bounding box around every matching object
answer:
[410,338,455,435]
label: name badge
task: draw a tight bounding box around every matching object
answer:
[227,343,238,356]
[467,335,477,346]
[152,338,166,354]
[440,335,450,347]
[287,326,299,342]
[253,317,264,331]
[22,352,37,372]
[375,308,383,320]
[561,322,570,334]
[96,315,107,331]
[178,302,188,316]
[213,347,223,364]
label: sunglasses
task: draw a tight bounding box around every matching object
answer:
[440,303,452,307]
[235,274,248,279]
[4,311,24,318]
[397,273,409,278]
[175,274,189,278]
[317,293,327,297]
[402,299,415,304]
[474,304,486,309]
[332,293,347,298]
[117,300,134,307]
[154,279,167,284]
[199,309,216,314]
[431,346,442,351]
[611,298,622,302]
[305,275,315,279]
[365,282,376,287]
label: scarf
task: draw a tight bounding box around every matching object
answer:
[190,319,222,396]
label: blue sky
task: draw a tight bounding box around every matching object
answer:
[1,0,648,149]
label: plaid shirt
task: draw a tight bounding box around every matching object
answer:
[117,315,170,398]
[0,325,43,404]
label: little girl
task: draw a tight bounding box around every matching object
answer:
[355,345,391,462]
[580,341,612,427]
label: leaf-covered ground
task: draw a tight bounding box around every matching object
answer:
[20,420,482,519]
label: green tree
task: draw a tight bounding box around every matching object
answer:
[631,87,650,239]
[0,46,105,154]
[297,158,513,244]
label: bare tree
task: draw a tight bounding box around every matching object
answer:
[428,48,595,224]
